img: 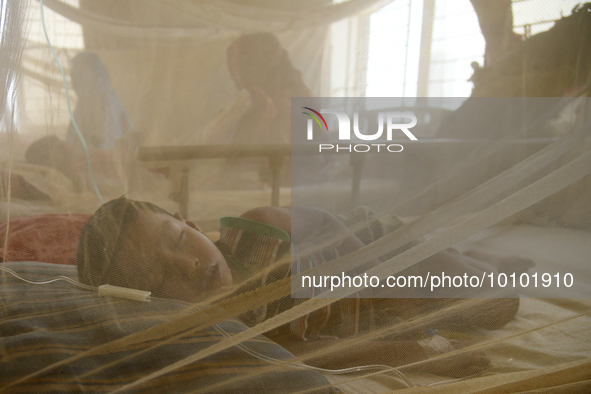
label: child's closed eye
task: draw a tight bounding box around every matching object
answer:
[174,229,185,249]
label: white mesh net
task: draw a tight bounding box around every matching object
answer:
[1,0,591,393]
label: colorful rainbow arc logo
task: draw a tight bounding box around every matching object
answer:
[302,107,328,131]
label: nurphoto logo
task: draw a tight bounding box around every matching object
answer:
[303,107,418,153]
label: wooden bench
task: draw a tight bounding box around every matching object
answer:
[136,139,556,217]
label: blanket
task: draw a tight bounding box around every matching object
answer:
[0,262,339,393]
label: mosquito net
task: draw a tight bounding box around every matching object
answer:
[1,0,590,393]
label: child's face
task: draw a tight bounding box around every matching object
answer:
[115,209,233,302]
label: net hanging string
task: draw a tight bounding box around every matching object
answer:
[0,84,13,286]
[38,0,104,204]
[1,0,21,286]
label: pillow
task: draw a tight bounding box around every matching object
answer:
[0,214,90,265]
[0,262,339,394]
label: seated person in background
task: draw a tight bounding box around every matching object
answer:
[24,52,141,194]
[77,197,534,377]
[66,52,135,153]
[227,32,311,147]
[224,33,331,187]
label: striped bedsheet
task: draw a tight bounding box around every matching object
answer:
[0,262,339,393]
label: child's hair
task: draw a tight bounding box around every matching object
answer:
[77,196,171,287]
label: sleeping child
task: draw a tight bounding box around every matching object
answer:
[76,196,534,377]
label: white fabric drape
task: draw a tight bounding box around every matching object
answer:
[43,0,397,36]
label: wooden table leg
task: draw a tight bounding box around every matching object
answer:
[350,153,364,208]
[269,155,283,206]
[179,166,189,218]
